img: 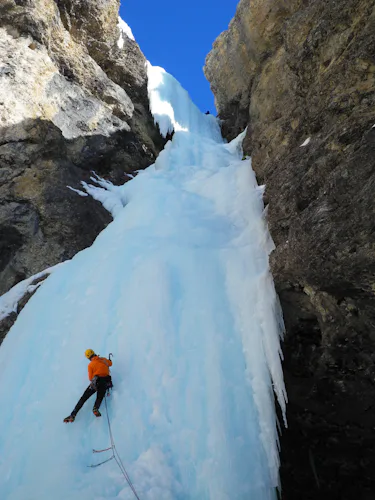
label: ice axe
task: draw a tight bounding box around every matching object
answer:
[108,352,113,361]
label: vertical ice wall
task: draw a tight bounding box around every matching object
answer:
[0,63,286,500]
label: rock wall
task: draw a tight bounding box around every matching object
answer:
[0,0,163,297]
[205,1,375,498]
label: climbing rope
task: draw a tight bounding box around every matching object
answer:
[88,397,141,500]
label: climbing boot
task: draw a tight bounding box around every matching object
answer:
[93,408,101,417]
[64,415,75,423]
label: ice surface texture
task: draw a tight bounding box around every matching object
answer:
[0,63,286,500]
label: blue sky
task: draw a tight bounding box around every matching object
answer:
[120,1,239,114]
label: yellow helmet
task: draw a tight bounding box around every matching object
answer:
[85,349,96,359]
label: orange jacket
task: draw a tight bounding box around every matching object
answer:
[88,356,112,380]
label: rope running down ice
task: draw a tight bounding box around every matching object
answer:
[89,397,141,500]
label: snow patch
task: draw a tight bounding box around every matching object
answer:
[300,137,311,147]
[118,17,135,48]
[0,263,65,322]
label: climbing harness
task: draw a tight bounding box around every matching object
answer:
[88,397,141,500]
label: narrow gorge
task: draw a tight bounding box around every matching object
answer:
[1,1,374,499]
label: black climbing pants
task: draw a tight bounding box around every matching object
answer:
[71,376,112,417]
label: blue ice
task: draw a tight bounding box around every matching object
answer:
[0,63,286,500]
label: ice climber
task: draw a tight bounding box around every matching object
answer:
[64,349,113,423]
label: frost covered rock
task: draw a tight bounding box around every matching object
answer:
[205,0,375,497]
[0,264,62,344]
[0,0,164,299]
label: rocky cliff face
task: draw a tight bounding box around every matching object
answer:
[0,0,163,299]
[205,1,375,498]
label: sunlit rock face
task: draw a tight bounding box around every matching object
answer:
[205,1,375,498]
[0,0,164,296]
